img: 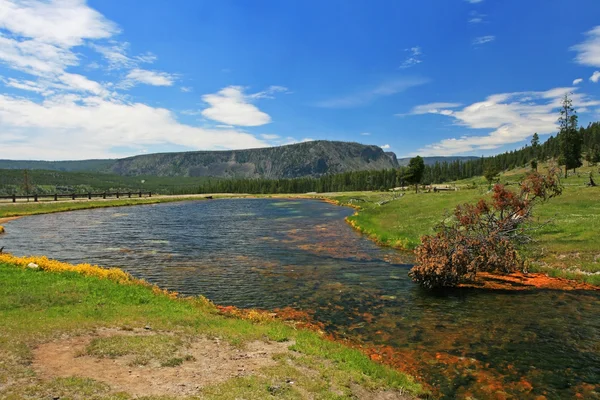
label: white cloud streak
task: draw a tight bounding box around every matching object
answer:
[572,26,600,67]
[573,78,583,85]
[590,71,600,83]
[409,87,599,156]
[473,36,495,46]
[315,78,429,108]
[469,11,486,24]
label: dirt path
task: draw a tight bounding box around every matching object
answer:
[33,328,291,398]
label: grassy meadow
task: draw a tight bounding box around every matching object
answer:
[0,258,423,399]
[328,163,600,285]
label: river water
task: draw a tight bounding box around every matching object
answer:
[1,199,598,399]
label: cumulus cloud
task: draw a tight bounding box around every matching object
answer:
[572,26,600,67]
[0,94,269,159]
[0,0,118,48]
[591,71,600,83]
[573,78,584,85]
[400,46,422,69]
[315,77,429,108]
[473,36,495,46]
[409,87,599,156]
[381,144,391,149]
[201,86,275,127]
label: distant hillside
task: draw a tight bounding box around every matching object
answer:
[396,156,479,166]
[0,159,113,172]
[0,141,399,179]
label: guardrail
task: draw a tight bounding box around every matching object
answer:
[0,191,152,203]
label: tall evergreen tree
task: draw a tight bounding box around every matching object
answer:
[558,94,582,178]
[530,133,540,171]
[407,156,425,193]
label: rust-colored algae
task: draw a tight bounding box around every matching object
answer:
[460,271,599,291]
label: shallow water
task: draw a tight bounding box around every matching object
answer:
[2,199,599,399]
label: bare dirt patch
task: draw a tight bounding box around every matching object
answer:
[32,327,291,397]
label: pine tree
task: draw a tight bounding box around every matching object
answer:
[531,133,540,171]
[407,156,425,193]
[558,94,582,178]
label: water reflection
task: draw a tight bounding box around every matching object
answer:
[1,199,598,399]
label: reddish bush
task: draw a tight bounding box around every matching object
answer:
[410,168,562,289]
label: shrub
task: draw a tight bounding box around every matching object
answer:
[410,168,562,289]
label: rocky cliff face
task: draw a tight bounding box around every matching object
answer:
[107,141,399,178]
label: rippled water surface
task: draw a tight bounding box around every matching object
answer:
[2,199,599,399]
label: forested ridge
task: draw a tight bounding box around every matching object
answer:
[184,122,600,194]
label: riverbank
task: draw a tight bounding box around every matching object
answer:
[325,181,600,287]
[0,254,423,399]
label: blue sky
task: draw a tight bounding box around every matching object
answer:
[1,0,599,160]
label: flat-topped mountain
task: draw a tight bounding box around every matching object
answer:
[0,141,399,179]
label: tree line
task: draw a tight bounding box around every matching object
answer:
[185,102,599,194]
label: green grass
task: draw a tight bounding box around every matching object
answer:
[328,164,600,285]
[0,262,423,399]
[0,196,205,219]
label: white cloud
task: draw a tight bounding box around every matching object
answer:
[591,71,600,83]
[248,85,290,99]
[120,68,176,88]
[400,46,422,69]
[201,86,275,127]
[360,132,371,136]
[410,87,599,156]
[573,78,584,85]
[180,86,193,92]
[315,78,429,108]
[381,144,391,149]
[572,26,600,67]
[469,11,486,24]
[407,102,462,115]
[2,77,46,93]
[473,36,495,46]
[260,133,280,140]
[0,0,118,48]
[465,0,483,3]
[0,93,269,159]
[90,42,156,70]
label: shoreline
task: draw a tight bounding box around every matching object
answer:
[0,253,424,398]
